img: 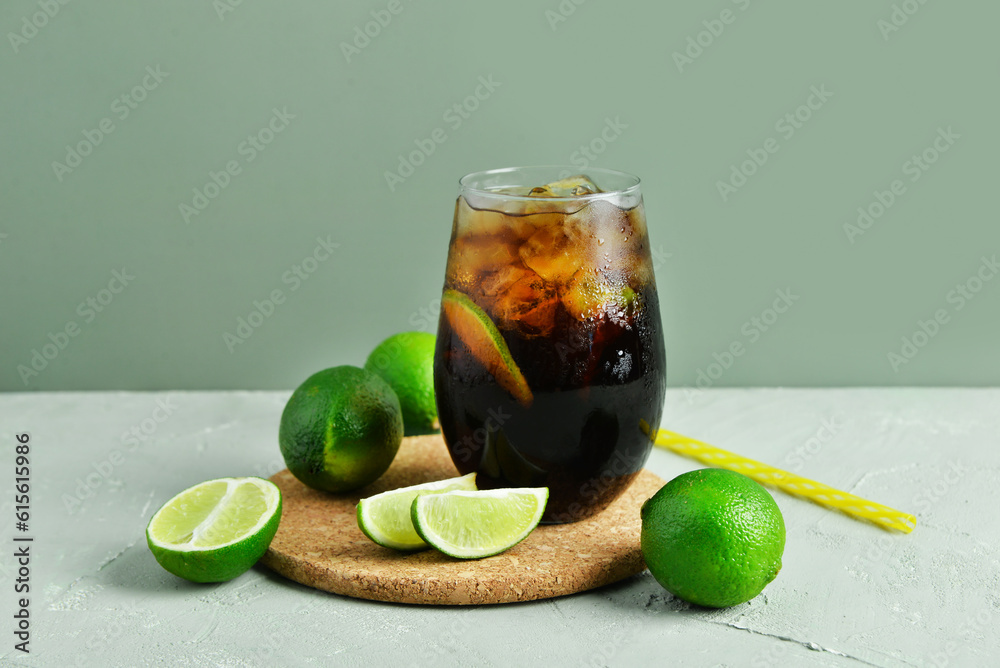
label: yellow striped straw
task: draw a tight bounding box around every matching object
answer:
[650,427,915,533]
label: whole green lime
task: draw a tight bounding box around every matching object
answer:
[279,366,403,493]
[640,468,785,608]
[364,331,439,436]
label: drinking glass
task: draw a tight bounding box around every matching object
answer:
[434,166,666,523]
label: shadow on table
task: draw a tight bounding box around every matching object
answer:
[251,567,671,612]
[102,547,705,615]
[92,538,303,597]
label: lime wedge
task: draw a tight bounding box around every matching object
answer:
[146,477,282,583]
[441,289,533,406]
[356,473,478,551]
[411,487,548,559]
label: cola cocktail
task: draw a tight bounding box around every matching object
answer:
[434,166,666,523]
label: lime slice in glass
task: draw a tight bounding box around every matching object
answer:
[357,473,477,551]
[146,477,282,583]
[441,289,533,407]
[411,487,548,559]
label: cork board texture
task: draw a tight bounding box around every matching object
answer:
[261,434,664,605]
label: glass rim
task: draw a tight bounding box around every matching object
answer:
[458,165,641,202]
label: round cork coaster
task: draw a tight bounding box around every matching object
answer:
[260,434,664,605]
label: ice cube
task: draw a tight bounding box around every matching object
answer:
[455,196,518,237]
[492,269,559,337]
[516,210,568,238]
[446,234,519,293]
[518,220,586,284]
[562,270,641,325]
[515,294,559,336]
[515,175,601,216]
[530,175,602,198]
[479,265,532,297]
[456,195,543,240]
[573,199,631,271]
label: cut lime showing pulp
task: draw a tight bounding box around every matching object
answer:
[441,289,533,406]
[146,477,282,583]
[357,473,478,551]
[411,487,548,559]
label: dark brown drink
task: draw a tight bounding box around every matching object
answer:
[434,169,666,523]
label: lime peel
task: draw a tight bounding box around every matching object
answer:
[411,487,548,559]
[441,289,533,407]
[356,473,478,551]
[146,477,282,583]
[364,331,439,436]
[640,468,785,608]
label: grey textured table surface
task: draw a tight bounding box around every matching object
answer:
[1,389,998,667]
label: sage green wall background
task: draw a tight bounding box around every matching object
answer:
[2,1,998,391]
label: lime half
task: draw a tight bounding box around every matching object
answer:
[357,473,478,551]
[411,488,548,559]
[146,477,282,583]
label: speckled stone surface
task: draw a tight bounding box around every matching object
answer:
[2,389,998,667]
[261,434,664,605]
